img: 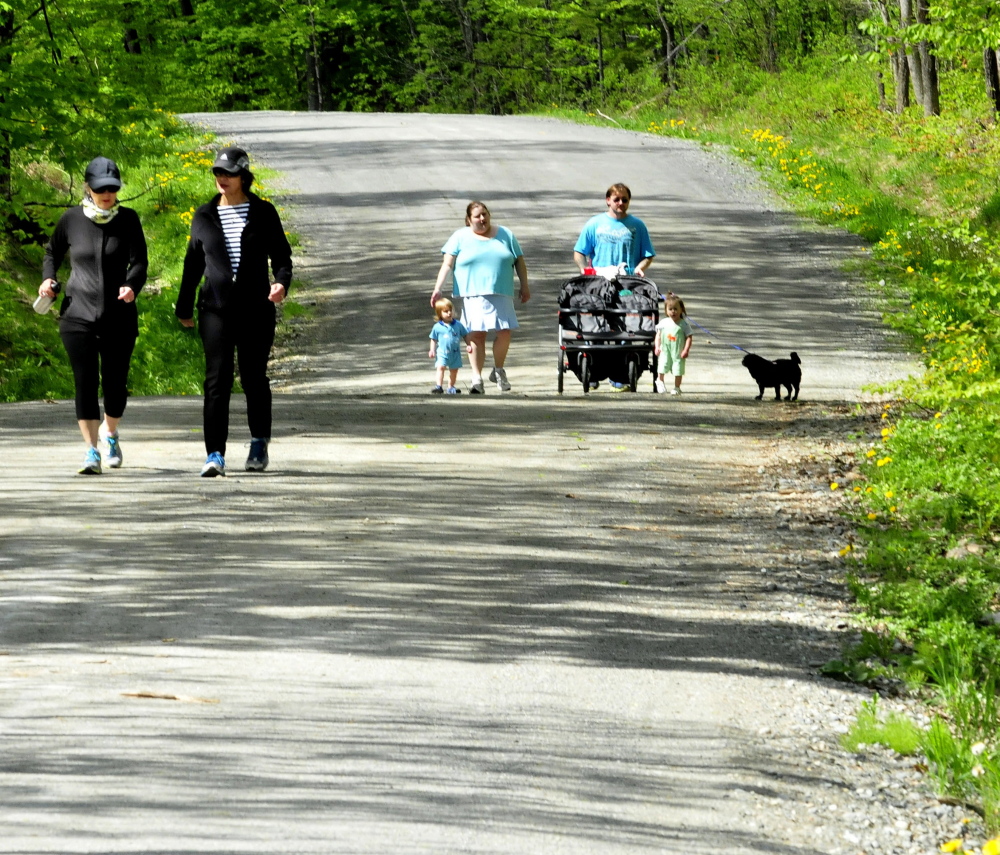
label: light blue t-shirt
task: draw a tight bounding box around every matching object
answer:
[429,318,470,369]
[574,213,655,274]
[441,226,523,298]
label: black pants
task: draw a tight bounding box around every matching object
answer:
[199,309,276,456]
[60,321,137,422]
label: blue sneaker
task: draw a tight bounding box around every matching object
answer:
[79,446,102,475]
[245,438,269,472]
[201,451,226,477]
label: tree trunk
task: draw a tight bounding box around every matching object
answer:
[307,6,322,112]
[761,2,779,72]
[654,1,675,87]
[596,21,604,103]
[876,70,888,111]
[892,52,910,112]
[0,8,12,215]
[873,1,908,112]
[180,0,194,15]
[898,0,926,108]
[985,47,1000,119]
[915,0,940,116]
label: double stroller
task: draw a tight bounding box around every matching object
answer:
[557,274,662,393]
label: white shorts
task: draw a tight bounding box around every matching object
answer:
[458,295,519,332]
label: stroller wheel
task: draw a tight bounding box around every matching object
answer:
[557,353,565,394]
[628,356,639,393]
[580,353,591,393]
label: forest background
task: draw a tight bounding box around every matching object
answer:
[3,0,1000,839]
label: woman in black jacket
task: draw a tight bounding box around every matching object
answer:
[176,147,293,477]
[39,156,148,475]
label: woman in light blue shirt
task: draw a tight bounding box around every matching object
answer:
[430,201,530,394]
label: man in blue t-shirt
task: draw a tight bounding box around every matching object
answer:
[573,183,655,279]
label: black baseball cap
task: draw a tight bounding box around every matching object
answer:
[84,156,122,192]
[213,147,250,174]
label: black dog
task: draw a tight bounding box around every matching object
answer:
[741,352,801,401]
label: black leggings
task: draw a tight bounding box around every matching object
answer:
[60,322,137,422]
[199,310,276,456]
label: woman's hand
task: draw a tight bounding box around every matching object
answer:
[178,317,195,329]
[268,283,286,304]
[118,286,135,303]
[514,257,530,303]
[39,279,57,298]
[430,289,442,308]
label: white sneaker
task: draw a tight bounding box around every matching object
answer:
[469,379,485,395]
[670,388,681,396]
[655,379,666,394]
[99,421,122,468]
[489,366,511,392]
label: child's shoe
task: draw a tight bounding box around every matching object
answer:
[431,386,444,394]
[446,386,461,395]
[670,387,682,396]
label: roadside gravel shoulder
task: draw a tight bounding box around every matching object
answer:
[712,401,984,854]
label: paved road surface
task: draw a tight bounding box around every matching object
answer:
[0,113,913,853]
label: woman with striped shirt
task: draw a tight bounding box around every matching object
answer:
[176,147,293,477]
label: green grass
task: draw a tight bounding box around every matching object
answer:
[841,695,923,755]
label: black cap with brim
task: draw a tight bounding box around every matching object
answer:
[213,147,250,174]
[84,156,122,192]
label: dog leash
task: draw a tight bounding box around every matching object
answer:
[685,317,752,355]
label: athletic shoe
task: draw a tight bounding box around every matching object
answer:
[446,386,461,395]
[99,421,123,468]
[610,381,629,392]
[489,366,511,392]
[670,388,682,396]
[201,451,226,477]
[79,446,102,475]
[469,380,485,394]
[655,379,666,394]
[245,438,269,472]
[104,434,123,468]
[430,386,444,394]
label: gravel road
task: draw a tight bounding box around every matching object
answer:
[1,112,973,854]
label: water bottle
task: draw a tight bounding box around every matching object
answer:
[33,293,55,314]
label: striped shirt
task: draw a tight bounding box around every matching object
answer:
[218,202,250,275]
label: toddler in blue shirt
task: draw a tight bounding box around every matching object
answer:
[429,298,472,394]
